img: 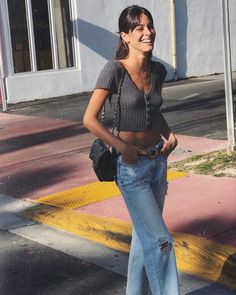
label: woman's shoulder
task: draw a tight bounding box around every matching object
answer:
[150,60,167,81]
[151,60,166,72]
[95,60,123,91]
[102,59,122,72]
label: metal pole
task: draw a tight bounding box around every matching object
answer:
[221,0,235,152]
[170,0,177,80]
[0,5,7,111]
[25,0,37,71]
[0,62,7,112]
[0,76,7,112]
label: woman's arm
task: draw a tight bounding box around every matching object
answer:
[158,85,178,156]
[83,89,124,150]
[83,89,140,161]
[157,110,178,156]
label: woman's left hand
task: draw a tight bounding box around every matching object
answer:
[161,132,178,157]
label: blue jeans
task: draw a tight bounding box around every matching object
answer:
[116,154,180,295]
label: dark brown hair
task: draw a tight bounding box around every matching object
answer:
[115,5,154,60]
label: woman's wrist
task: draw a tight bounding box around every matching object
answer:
[114,138,130,154]
[168,132,178,146]
[161,132,178,157]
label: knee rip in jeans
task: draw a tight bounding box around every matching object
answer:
[159,238,172,253]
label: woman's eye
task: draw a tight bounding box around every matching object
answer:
[135,25,155,32]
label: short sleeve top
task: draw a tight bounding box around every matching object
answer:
[95,59,167,131]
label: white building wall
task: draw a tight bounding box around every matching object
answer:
[1,0,236,104]
[176,0,236,79]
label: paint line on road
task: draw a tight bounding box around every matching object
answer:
[163,77,225,91]
[177,93,201,100]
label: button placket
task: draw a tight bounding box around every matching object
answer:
[145,95,151,128]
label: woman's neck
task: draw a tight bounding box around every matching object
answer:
[121,53,151,73]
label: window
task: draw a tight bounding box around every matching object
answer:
[31,0,53,70]
[53,0,74,68]
[8,0,31,73]
[7,0,75,73]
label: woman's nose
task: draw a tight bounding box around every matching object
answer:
[144,26,153,35]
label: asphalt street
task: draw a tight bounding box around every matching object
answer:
[0,229,126,295]
[162,75,236,139]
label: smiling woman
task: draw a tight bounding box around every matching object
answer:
[83,5,180,295]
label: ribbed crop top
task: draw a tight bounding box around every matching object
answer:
[95,59,167,131]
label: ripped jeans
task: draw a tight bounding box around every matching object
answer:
[116,154,180,295]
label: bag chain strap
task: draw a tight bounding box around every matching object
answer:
[101,68,125,134]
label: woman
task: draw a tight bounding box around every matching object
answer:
[83,5,180,295]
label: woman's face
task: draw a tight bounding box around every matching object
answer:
[122,13,156,55]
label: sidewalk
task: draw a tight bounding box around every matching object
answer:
[0,102,236,290]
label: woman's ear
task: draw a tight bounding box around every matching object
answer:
[120,32,130,44]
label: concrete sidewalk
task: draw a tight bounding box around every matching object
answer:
[0,109,236,290]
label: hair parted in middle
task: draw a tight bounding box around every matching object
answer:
[115,5,154,60]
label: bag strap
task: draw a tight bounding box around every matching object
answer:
[112,68,125,134]
[101,67,125,134]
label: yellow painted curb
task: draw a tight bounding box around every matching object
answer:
[23,204,236,290]
[23,204,131,252]
[173,232,236,289]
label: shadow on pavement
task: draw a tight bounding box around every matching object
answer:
[218,252,236,292]
[185,282,236,295]
[0,166,73,198]
[0,124,86,154]
[174,215,236,246]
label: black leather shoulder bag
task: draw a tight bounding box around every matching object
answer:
[89,68,125,182]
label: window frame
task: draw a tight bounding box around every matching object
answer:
[6,0,79,75]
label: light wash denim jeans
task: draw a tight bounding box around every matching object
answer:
[116,154,180,295]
